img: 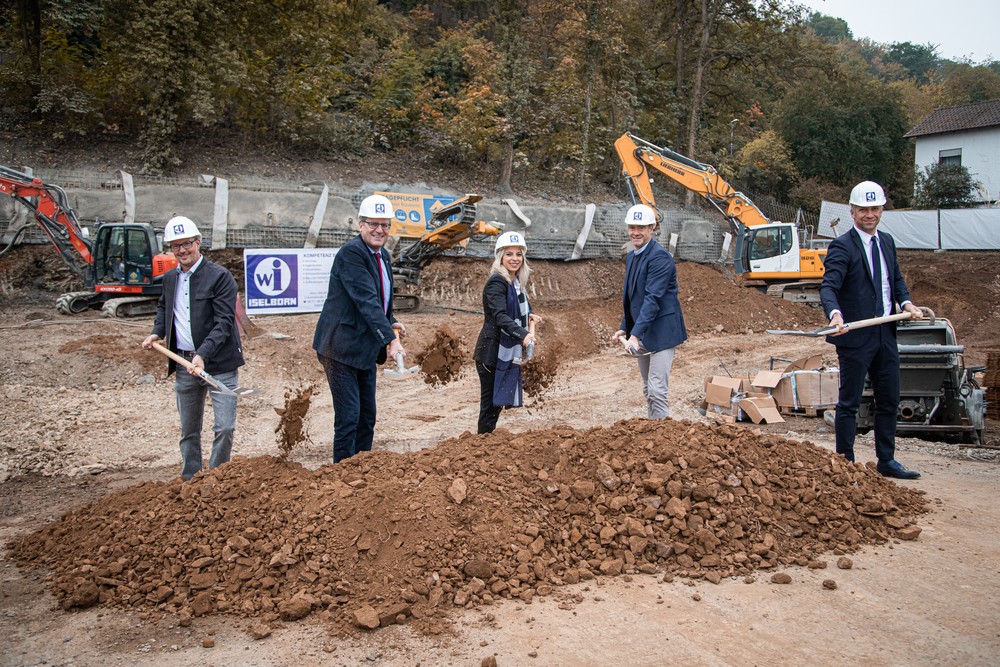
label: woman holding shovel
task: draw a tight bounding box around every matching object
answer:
[473,231,541,434]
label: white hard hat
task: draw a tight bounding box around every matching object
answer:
[495,231,527,254]
[849,181,887,206]
[625,204,657,226]
[358,194,394,219]
[163,216,201,242]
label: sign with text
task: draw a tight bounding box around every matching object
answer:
[244,248,338,315]
[378,191,459,238]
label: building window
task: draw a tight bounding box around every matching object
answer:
[939,148,962,166]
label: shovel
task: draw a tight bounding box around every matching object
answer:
[513,321,536,366]
[384,351,419,379]
[618,337,650,357]
[151,342,259,397]
[766,312,913,337]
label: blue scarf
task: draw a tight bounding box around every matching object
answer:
[493,279,529,407]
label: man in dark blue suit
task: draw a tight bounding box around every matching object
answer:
[820,181,923,480]
[612,204,687,418]
[313,194,407,463]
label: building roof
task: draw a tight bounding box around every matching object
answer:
[905,99,1000,138]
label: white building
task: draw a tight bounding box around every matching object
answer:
[904,99,1000,204]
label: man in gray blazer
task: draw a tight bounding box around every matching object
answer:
[143,216,245,480]
[313,195,407,463]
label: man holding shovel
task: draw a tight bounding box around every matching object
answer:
[313,194,407,463]
[611,204,687,419]
[820,181,922,479]
[142,216,245,481]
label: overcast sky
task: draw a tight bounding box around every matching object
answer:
[793,0,996,62]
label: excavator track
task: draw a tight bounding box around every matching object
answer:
[56,291,100,315]
[101,296,159,318]
[765,282,821,305]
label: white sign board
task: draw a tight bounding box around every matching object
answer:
[243,248,338,316]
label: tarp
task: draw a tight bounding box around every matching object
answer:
[819,200,1000,250]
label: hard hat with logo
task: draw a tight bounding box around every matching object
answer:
[849,181,887,207]
[494,230,527,254]
[358,194,394,219]
[625,204,657,226]
[163,216,201,242]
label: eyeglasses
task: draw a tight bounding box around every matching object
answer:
[362,221,392,231]
[167,239,197,252]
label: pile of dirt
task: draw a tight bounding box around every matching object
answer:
[414,325,465,386]
[9,418,927,635]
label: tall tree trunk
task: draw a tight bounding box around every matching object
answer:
[16,0,42,91]
[577,78,593,199]
[684,0,715,207]
[497,140,514,195]
[674,0,688,147]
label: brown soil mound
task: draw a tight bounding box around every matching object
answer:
[274,385,315,458]
[9,418,926,635]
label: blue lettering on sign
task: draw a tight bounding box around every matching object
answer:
[246,254,298,308]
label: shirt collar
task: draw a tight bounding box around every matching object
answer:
[855,227,876,244]
[633,240,652,255]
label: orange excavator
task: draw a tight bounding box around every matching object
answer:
[1,165,177,316]
[614,132,827,303]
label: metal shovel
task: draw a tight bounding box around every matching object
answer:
[766,312,913,337]
[513,321,536,366]
[384,351,419,379]
[151,342,258,397]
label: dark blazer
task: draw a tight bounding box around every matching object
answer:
[313,235,398,368]
[474,272,530,365]
[621,239,687,352]
[152,258,245,375]
[820,227,911,349]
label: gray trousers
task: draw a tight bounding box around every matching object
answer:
[174,369,238,480]
[637,347,676,419]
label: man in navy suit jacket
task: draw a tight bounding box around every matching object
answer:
[820,181,923,480]
[612,204,687,418]
[313,194,407,463]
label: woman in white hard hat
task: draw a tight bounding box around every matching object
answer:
[472,231,541,434]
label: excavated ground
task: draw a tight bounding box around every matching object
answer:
[1,246,999,666]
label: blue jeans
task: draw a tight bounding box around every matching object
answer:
[174,368,238,480]
[318,353,377,463]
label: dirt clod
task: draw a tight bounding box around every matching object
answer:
[275,384,314,458]
[415,325,465,386]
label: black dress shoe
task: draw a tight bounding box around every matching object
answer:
[876,460,921,479]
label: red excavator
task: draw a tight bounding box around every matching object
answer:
[0,165,177,316]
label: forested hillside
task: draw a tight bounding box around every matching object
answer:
[3,0,999,210]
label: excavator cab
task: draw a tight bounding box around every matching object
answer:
[737,223,800,275]
[93,224,158,285]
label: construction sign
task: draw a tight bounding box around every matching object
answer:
[377,192,460,238]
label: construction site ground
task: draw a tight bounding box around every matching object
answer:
[1,246,998,667]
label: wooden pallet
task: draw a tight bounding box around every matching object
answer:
[777,406,823,417]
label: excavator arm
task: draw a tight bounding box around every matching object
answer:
[613,132,771,230]
[391,194,503,310]
[1,165,94,281]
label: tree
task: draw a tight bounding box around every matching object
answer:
[805,12,851,43]
[488,0,534,195]
[732,130,799,197]
[912,162,980,209]
[885,41,939,84]
[773,60,909,191]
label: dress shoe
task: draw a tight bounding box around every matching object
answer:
[876,460,921,480]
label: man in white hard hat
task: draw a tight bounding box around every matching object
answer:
[313,194,407,463]
[142,216,245,480]
[611,204,687,419]
[820,181,923,479]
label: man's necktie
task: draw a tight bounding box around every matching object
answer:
[870,236,884,316]
[374,252,386,313]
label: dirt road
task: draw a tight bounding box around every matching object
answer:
[1,250,998,666]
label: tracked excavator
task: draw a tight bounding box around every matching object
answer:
[389,194,503,311]
[0,165,177,317]
[614,132,827,304]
